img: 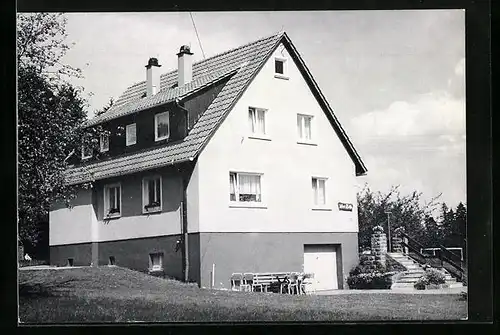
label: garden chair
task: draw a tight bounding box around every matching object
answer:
[230,273,243,291]
[242,273,254,292]
[288,272,299,294]
[300,273,315,294]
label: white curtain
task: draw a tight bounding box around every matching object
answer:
[297,115,303,139]
[298,115,312,140]
[304,116,312,140]
[256,110,265,134]
[229,173,236,200]
[312,179,325,205]
[249,108,265,135]
[239,174,261,201]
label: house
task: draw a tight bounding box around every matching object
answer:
[49,31,367,291]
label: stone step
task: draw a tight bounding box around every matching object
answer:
[400,273,424,279]
[397,278,420,283]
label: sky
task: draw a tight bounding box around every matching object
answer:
[59,10,466,210]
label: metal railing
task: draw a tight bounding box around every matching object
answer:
[398,231,465,282]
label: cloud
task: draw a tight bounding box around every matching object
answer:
[350,91,465,141]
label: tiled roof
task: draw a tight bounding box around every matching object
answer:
[65,32,284,185]
[84,67,240,127]
[65,31,368,185]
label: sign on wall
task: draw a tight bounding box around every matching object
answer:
[338,202,353,211]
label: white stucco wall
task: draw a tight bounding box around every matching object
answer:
[197,42,360,233]
[49,188,94,246]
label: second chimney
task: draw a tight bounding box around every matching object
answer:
[177,45,193,87]
[145,57,161,97]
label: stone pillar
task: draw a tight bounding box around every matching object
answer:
[371,225,387,265]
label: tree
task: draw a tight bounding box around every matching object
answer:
[356,184,442,251]
[17,13,90,256]
[17,13,82,81]
[453,202,467,257]
[95,97,114,116]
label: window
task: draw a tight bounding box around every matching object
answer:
[81,144,92,160]
[312,178,326,206]
[248,107,267,136]
[142,175,162,213]
[155,111,170,141]
[100,133,109,152]
[149,252,163,271]
[275,58,287,76]
[297,114,313,141]
[230,172,262,202]
[67,258,74,267]
[126,123,136,146]
[104,183,121,218]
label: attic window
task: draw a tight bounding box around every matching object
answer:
[274,57,288,79]
[155,112,170,141]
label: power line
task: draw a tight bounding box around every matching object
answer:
[189,12,206,59]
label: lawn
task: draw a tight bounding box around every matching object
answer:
[19,266,467,323]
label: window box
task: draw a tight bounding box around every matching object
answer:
[143,176,162,214]
[104,183,122,218]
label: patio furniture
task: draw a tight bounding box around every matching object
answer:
[288,272,299,294]
[300,273,315,294]
[252,273,278,292]
[230,273,243,291]
[242,273,254,292]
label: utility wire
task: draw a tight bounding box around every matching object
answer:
[189,12,206,59]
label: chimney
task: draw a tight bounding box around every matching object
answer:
[145,57,161,97]
[177,45,193,87]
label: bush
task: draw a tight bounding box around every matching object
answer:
[425,268,446,284]
[347,256,399,289]
[413,268,446,289]
[347,271,395,289]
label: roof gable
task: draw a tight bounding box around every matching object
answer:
[65,31,367,185]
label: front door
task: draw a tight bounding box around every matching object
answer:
[303,244,338,291]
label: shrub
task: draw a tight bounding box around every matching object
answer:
[347,256,398,289]
[425,268,446,285]
[413,268,446,289]
[347,271,395,289]
[414,277,428,290]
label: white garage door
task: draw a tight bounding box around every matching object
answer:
[303,245,338,291]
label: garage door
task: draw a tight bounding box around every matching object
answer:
[303,245,338,291]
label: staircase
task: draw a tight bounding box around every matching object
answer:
[388,252,463,289]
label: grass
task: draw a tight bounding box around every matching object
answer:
[19,266,467,323]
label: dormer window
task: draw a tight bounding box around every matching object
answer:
[274,57,288,79]
[126,123,136,146]
[100,133,109,152]
[155,111,170,141]
[81,144,92,160]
